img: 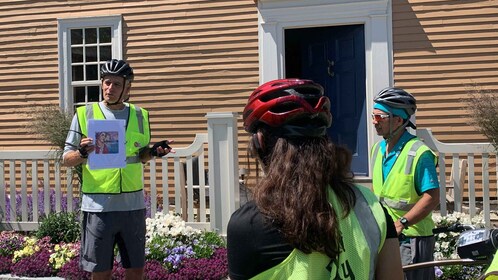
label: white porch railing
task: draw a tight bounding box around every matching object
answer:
[149,112,240,235]
[0,112,239,236]
[1,123,495,233]
[0,150,71,231]
[417,128,497,228]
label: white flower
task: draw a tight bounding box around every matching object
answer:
[434,251,445,261]
[433,214,443,224]
[145,211,201,244]
[433,211,486,260]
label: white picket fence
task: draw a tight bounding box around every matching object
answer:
[0,122,496,234]
[417,128,497,228]
[0,112,240,236]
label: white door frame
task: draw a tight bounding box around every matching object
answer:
[257,0,393,179]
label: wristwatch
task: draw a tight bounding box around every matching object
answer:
[399,217,409,229]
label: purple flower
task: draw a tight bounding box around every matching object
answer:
[0,255,12,274]
[57,257,91,280]
[0,232,25,257]
[1,204,228,279]
[144,260,170,280]
[434,266,443,278]
[111,260,126,279]
[4,188,80,222]
[163,245,195,270]
[11,248,54,277]
[168,248,228,280]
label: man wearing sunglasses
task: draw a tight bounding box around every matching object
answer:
[370,87,440,280]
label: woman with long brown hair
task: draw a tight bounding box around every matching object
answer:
[227,79,403,280]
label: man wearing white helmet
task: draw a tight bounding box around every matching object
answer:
[370,87,440,280]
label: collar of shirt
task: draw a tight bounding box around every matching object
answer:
[379,130,416,180]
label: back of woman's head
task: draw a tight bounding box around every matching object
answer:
[243,78,356,259]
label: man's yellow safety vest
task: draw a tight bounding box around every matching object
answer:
[77,103,150,194]
[371,138,437,237]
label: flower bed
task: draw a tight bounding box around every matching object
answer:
[433,211,488,280]
[0,212,228,280]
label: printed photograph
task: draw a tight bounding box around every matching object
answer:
[94,131,119,154]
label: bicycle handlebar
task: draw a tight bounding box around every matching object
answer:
[403,258,490,272]
[432,222,476,235]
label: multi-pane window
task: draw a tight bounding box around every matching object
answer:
[58,16,122,113]
[70,27,112,111]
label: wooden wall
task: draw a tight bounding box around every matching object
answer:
[2,0,497,190]
[0,0,258,156]
[392,0,498,199]
[392,0,498,143]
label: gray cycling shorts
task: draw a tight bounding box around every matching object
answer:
[80,209,146,272]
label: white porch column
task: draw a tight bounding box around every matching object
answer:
[206,112,239,236]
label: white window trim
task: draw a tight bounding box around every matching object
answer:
[257,0,393,180]
[57,15,123,112]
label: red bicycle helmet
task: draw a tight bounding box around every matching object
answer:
[243,79,332,136]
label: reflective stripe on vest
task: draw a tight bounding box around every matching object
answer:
[379,197,415,212]
[351,186,383,280]
[250,185,386,280]
[405,140,424,175]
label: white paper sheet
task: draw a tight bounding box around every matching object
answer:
[87,119,126,170]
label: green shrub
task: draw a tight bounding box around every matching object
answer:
[36,212,80,244]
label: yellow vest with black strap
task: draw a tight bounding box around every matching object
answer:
[371,138,437,237]
[250,185,387,280]
[77,103,150,194]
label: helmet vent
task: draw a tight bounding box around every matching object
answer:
[269,101,301,113]
[259,90,292,102]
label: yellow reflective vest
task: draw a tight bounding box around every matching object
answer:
[250,185,387,280]
[371,138,436,237]
[77,103,150,194]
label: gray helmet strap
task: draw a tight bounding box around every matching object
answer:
[385,114,409,143]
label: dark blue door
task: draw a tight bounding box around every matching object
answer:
[285,25,368,176]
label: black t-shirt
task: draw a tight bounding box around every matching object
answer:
[227,200,397,280]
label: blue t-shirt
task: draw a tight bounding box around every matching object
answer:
[379,131,439,195]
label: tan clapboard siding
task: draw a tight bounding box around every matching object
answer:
[0,0,258,159]
[392,0,498,143]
